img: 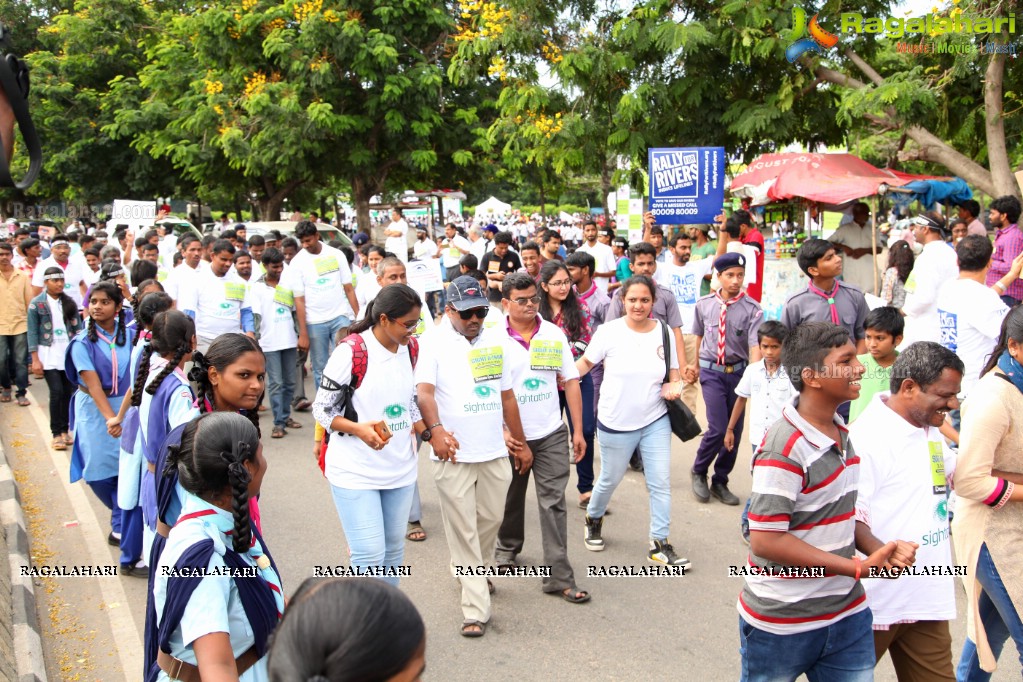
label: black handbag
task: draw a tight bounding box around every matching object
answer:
[660,322,702,442]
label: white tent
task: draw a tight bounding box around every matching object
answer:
[474,196,511,217]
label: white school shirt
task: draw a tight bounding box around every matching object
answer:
[936,278,1007,399]
[655,257,716,334]
[415,322,513,463]
[32,256,88,308]
[440,236,471,268]
[901,240,958,347]
[584,318,678,431]
[180,268,253,339]
[283,244,355,324]
[849,393,957,627]
[384,219,410,262]
[734,359,797,450]
[251,282,298,353]
[319,332,418,489]
[37,295,71,370]
[501,316,579,441]
[577,240,618,293]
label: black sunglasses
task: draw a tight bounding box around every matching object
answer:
[455,306,489,320]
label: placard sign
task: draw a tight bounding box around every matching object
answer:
[648,147,725,224]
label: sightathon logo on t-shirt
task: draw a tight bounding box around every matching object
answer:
[518,377,554,404]
[383,403,410,432]
[464,384,502,414]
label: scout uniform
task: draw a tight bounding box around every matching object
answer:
[781,280,868,345]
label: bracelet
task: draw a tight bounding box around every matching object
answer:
[426,422,442,430]
[853,556,862,581]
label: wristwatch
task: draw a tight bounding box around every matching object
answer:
[422,423,443,442]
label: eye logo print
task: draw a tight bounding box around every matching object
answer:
[934,499,948,522]
[522,378,548,392]
[219,302,233,310]
[474,386,495,399]
[384,404,406,419]
[316,277,330,285]
[786,6,840,62]
[276,306,287,315]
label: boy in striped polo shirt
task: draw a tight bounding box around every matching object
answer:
[739,322,913,681]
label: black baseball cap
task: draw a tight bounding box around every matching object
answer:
[446,275,489,311]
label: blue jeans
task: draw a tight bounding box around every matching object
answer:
[957,543,1023,681]
[308,316,349,390]
[739,608,875,681]
[330,483,416,587]
[559,373,595,493]
[0,333,28,396]
[587,414,672,540]
[263,348,297,428]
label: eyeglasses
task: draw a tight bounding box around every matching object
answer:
[389,317,420,331]
[510,295,541,306]
[546,279,572,288]
[455,306,490,320]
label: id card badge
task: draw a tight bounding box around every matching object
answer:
[529,340,563,371]
[468,347,503,383]
[273,287,295,307]
[314,256,339,276]
[929,441,947,495]
[223,282,246,302]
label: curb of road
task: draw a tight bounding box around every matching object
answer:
[0,437,48,682]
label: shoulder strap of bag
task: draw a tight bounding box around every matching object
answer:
[343,333,369,389]
[659,321,670,384]
[408,335,419,369]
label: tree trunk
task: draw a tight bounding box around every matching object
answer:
[256,177,303,221]
[600,158,612,220]
[539,182,546,221]
[983,46,1018,199]
[352,176,374,240]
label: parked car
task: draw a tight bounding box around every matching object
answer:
[240,221,353,248]
[156,217,203,241]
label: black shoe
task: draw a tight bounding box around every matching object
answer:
[691,472,710,503]
[629,452,644,472]
[711,482,740,506]
[584,515,605,551]
[648,539,692,569]
[107,532,121,547]
[120,562,149,578]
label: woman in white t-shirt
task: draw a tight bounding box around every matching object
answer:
[28,267,84,450]
[575,275,689,568]
[312,284,425,586]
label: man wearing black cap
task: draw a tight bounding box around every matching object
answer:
[690,252,763,505]
[415,275,533,638]
[902,213,958,347]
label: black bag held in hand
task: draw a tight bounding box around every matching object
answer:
[0,24,42,190]
[660,322,702,442]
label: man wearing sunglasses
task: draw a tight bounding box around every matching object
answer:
[494,273,590,604]
[416,275,533,638]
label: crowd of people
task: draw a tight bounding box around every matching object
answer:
[0,193,1022,680]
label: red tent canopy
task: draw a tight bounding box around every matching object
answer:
[730,153,913,206]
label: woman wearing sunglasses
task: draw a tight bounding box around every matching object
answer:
[312,284,426,585]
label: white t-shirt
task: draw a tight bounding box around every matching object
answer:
[320,333,418,489]
[655,258,716,334]
[470,236,490,263]
[384,219,410,262]
[734,360,797,450]
[355,276,381,321]
[413,238,438,261]
[415,323,513,463]
[441,236,471,268]
[577,241,617,293]
[38,295,71,370]
[584,318,678,431]
[283,244,355,324]
[936,278,1007,399]
[179,268,253,340]
[901,240,959,347]
[32,256,88,308]
[83,266,102,287]
[501,317,579,441]
[850,393,957,627]
[251,282,298,353]
[164,261,209,302]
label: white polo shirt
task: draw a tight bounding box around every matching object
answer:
[179,267,253,339]
[501,316,578,441]
[283,244,355,324]
[577,240,617,293]
[32,256,88,308]
[251,282,297,353]
[416,322,512,463]
[849,393,957,627]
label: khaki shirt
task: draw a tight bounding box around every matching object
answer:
[0,268,33,335]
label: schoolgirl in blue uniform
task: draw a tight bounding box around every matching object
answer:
[66,281,137,570]
[150,411,281,682]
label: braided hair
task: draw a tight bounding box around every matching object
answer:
[144,310,195,400]
[41,267,79,330]
[131,279,165,343]
[128,293,175,407]
[188,333,264,438]
[166,412,259,553]
[86,281,127,347]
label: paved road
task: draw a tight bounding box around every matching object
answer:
[3,377,1016,681]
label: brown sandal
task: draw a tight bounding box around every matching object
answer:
[271,426,286,438]
[52,437,67,451]
[285,418,302,429]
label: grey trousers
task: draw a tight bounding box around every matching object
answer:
[495,424,575,593]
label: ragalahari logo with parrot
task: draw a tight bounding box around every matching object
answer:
[786,6,840,62]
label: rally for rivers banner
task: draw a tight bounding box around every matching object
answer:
[647,147,725,224]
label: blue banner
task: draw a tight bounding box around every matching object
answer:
[648,147,725,224]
